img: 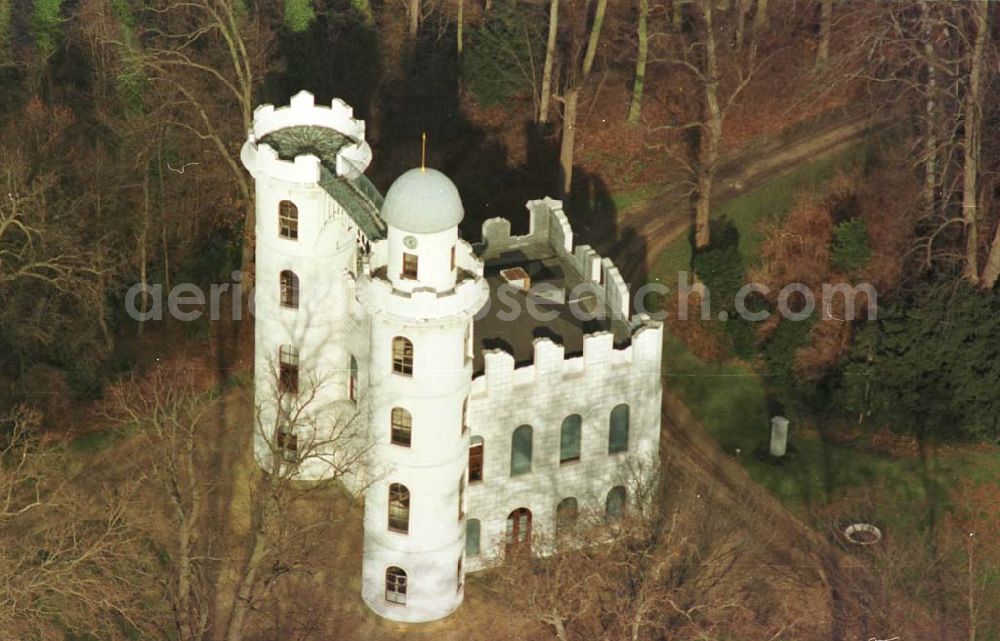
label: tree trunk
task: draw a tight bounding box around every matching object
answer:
[982,220,1000,289]
[351,0,374,25]
[695,0,721,250]
[962,0,987,284]
[582,0,608,78]
[559,88,579,198]
[538,0,560,123]
[627,0,649,124]
[408,0,420,44]
[456,0,464,56]
[735,0,748,51]
[754,0,767,31]
[815,0,833,68]
[919,0,938,219]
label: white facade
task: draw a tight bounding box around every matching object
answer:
[242,93,663,624]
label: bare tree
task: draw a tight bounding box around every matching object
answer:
[627,0,650,124]
[222,362,376,641]
[539,0,561,124]
[649,0,758,250]
[104,370,218,641]
[0,406,152,641]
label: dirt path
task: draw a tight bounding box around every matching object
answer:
[606,111,885,286]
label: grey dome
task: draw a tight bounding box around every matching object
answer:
[380,168,464,233]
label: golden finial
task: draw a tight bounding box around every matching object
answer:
[421,132,427,172]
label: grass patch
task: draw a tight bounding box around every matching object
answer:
[611,182,670,213]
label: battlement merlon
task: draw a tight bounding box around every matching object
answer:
[473,319,663,397]
[245,90,372,180]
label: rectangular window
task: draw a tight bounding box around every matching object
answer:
[450,246,456,271]
[276,428,298,463]
[402,253,418,279]
[468,441,483,483]
[348,356,358,402]
[279,200,298,240]
[278,346,299,394]
[461,398,469,434]
[391,408,412,447]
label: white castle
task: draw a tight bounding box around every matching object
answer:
[241,91,663,623]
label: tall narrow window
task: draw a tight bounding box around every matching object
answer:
[276,427,298,463]
[609,404,630,454]
[560,414,582,464]
[556,497,579,534]
[278,200,298,239]
[390,407,412,447]
[456,556,463,592]
[461,398,469,434]
[385,567,407,605]
[505,507,532,558]
[392,336,413,375]
[402,253,418,279]
[466,519,481,556]
[278,345,299,394]
[606,486,627,523]
[450,245,456,271]
[279,270,299,308]
[468,436,484,483]
[388,483,410,533]
[510,425,533,476]
[349,355,358,401]
[458,474,465,521]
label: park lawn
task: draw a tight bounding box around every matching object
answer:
[662,333,1000,532]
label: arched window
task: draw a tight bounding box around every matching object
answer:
[510,425,533,476]
[388,483,410,533]
[390,408,412,447]
[279,270,299,308]
[505,507,532,558]
[348,355,358,401]
[466,519,481,556]
[560,414,582,464]
[278,200,298,240]
[392,336,414,375]
[605,486,627,523]
[278,345,299,394]
[556,497,579,534]
[468,436,484,483]
[609,404,630,454]
[385,566,407,605]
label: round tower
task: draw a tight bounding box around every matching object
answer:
[358,168,488,622]
[240,91,376,480]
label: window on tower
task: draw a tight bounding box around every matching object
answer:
[349,355,358,401]
[278,200,298,240]
[402,252,418,279]
[278,345,299,394]
[458,473,465,521]
[390,407,412,447]
[392,336,413,375]
[275,426,298,464]
[388,483,410,533]
[468,436,484,483]
[605,486,627,523]
[279,270,299,309]
[466,519,481,556]
[385,566,407,605]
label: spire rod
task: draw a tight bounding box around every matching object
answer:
[421,132,427,172]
